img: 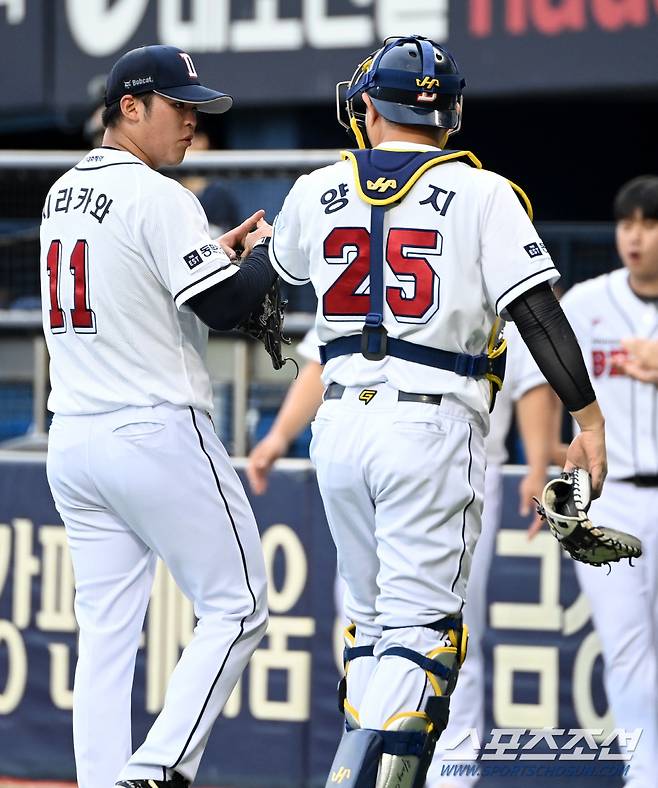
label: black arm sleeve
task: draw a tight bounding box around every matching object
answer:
[506,283,596,413]
[187,241,278,331]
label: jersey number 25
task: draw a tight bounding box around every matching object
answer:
[46,239,96,334]
[323,227,442,324]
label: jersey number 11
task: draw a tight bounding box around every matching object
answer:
[46,239,96,334]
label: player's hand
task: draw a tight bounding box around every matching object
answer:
[243,217,273,258]
[619,338,658,384]
[219,209,266,261]
[564,427,607,499]
[246,432,289,495]
[519,469,546,536]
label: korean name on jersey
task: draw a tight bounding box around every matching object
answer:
[40,148,239,416]
[270,147,558,419]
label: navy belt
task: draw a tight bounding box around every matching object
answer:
[324,382,443,406]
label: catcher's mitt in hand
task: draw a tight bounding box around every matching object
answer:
[535,468,642,567]
[236,278,295,372]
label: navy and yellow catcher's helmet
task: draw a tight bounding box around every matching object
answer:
[336,35,466,149]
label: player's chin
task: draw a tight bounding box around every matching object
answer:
[168,144,189,166]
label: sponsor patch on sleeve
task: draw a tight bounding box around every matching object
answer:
[524,241,548,259]
[183,242,222,270]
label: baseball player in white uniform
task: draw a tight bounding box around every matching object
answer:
[40,45,281,788]
[266,34,607,788]
[248,328,554,787]
[559,175,658,787]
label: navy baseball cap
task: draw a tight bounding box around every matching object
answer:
[105,45,232,114]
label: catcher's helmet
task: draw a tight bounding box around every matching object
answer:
[336,35,465,149]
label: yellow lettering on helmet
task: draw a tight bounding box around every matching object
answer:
[366,177,397,193]
[415,76,440,89]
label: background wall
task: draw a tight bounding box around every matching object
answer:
[0,459,624,787]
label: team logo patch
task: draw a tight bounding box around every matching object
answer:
[184,250,203,269]
[366,177,397,193]
[524,241,547,259]
[183,243,221,270]
[331,766,351,783]
[359,389,377,404]
[416,76,440,89]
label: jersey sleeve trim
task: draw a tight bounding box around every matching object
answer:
[174,263,237,309]
[269,224,310,285]
[496,267,559,316]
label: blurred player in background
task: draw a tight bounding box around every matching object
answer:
[264,34,606,787]
[558,175,658,787]
[178,116,240,237]
[246,328,323,496]
[40,45,280,788]
[620,336,658,382]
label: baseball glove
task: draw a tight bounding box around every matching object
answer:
[535,468,642,567]
[236,278,295,372]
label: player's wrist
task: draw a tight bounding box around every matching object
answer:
[571,401,605,431]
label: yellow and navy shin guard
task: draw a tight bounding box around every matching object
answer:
[325,618,468,788]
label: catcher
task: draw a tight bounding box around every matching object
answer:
[536,468,642,567]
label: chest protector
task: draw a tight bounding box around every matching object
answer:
[319,148,532,412]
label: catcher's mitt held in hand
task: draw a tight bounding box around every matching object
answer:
[536,468,642,567]
[236,277,295,372]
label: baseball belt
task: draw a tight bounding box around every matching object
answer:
[324,382,443,406]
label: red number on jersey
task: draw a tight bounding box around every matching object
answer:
[323,227,371,318]
[46,239,97,333]
[322,226,441,323]
[46,240,66,333]
[386,228,440,322]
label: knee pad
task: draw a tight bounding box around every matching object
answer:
[382,615,468,697]
[337,623,375,730]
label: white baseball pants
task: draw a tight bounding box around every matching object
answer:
[47,403,268,788]
[574,480,658,788]
[310,383,486,730]
[427,465,503,785]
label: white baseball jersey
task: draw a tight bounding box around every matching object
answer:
[40,147,239,415]
[296,326,321,363]
[485,321,547,466]
[561,268,658,479]
[562,271,658,783]
[270,141,559,416]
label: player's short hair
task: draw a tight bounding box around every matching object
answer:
[614,175,658,221]
[101,92,154,129]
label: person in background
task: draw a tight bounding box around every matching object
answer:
[557,175,658,787]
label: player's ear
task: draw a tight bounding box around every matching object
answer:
[362,92,377,120]
[119,94,141,123]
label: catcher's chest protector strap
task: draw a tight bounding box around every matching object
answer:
[321,148,500,379]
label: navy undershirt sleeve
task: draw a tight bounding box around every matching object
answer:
[188,240,278,331]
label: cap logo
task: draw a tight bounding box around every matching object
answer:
[124,76,154,90]
[179,52,198,78]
